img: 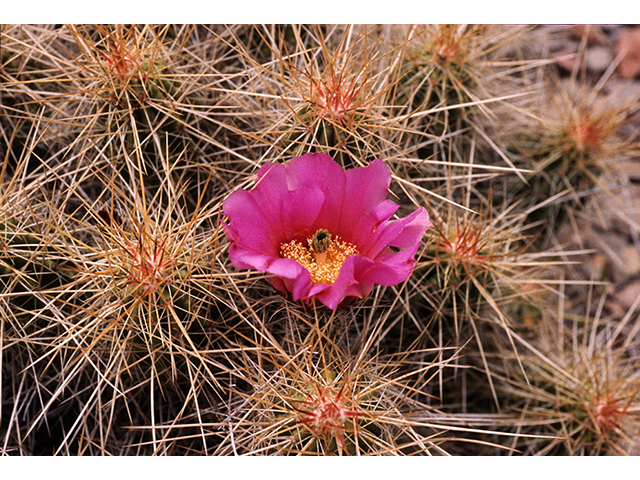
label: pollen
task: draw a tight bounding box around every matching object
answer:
[280,231,359,285]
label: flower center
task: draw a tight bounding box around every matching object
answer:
[280,229,359,285]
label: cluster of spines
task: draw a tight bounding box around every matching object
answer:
[2,23,640,456]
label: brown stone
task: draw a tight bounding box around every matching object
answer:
[616,27,640,79]
[569,25,607,44]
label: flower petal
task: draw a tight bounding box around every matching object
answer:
[356,240,423,286]
[366,207,432,258]
[264,257,313,301]
[281,187,325,241]
[223,189,281,257]
[312,256,363,310]
[338,159,392,244]
[280,153,348,233]
[253,162,326,244]
[387,207,433,248]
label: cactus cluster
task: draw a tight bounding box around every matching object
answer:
[2,24,640,456]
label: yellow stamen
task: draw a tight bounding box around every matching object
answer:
[280,231,359,285]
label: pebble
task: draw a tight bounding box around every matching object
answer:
[541,24,640,79]
[616,27,640,79]
[581,225,640,284]
[569,24,607,44]
[586,46,614,73]
[613,279,640,312]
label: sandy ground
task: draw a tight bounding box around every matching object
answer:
[532,25,640,322]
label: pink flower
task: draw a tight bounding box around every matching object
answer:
[222,153,433,310]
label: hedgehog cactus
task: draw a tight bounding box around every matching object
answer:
[3,23,640,457]
[284,369,376,455]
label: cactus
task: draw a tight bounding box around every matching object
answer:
[3,23,640,456]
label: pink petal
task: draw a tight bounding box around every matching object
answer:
[281,153,348,233]
[223,189,282,256]
[357,240,423,286]
[312,256,362,310]
[337,159,392,243]
[366,207,432,258]
[280,187,325,241]
[264,257,313,301]
[388,207,433,248]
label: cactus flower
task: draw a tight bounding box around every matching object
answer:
[222,153,432,309]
